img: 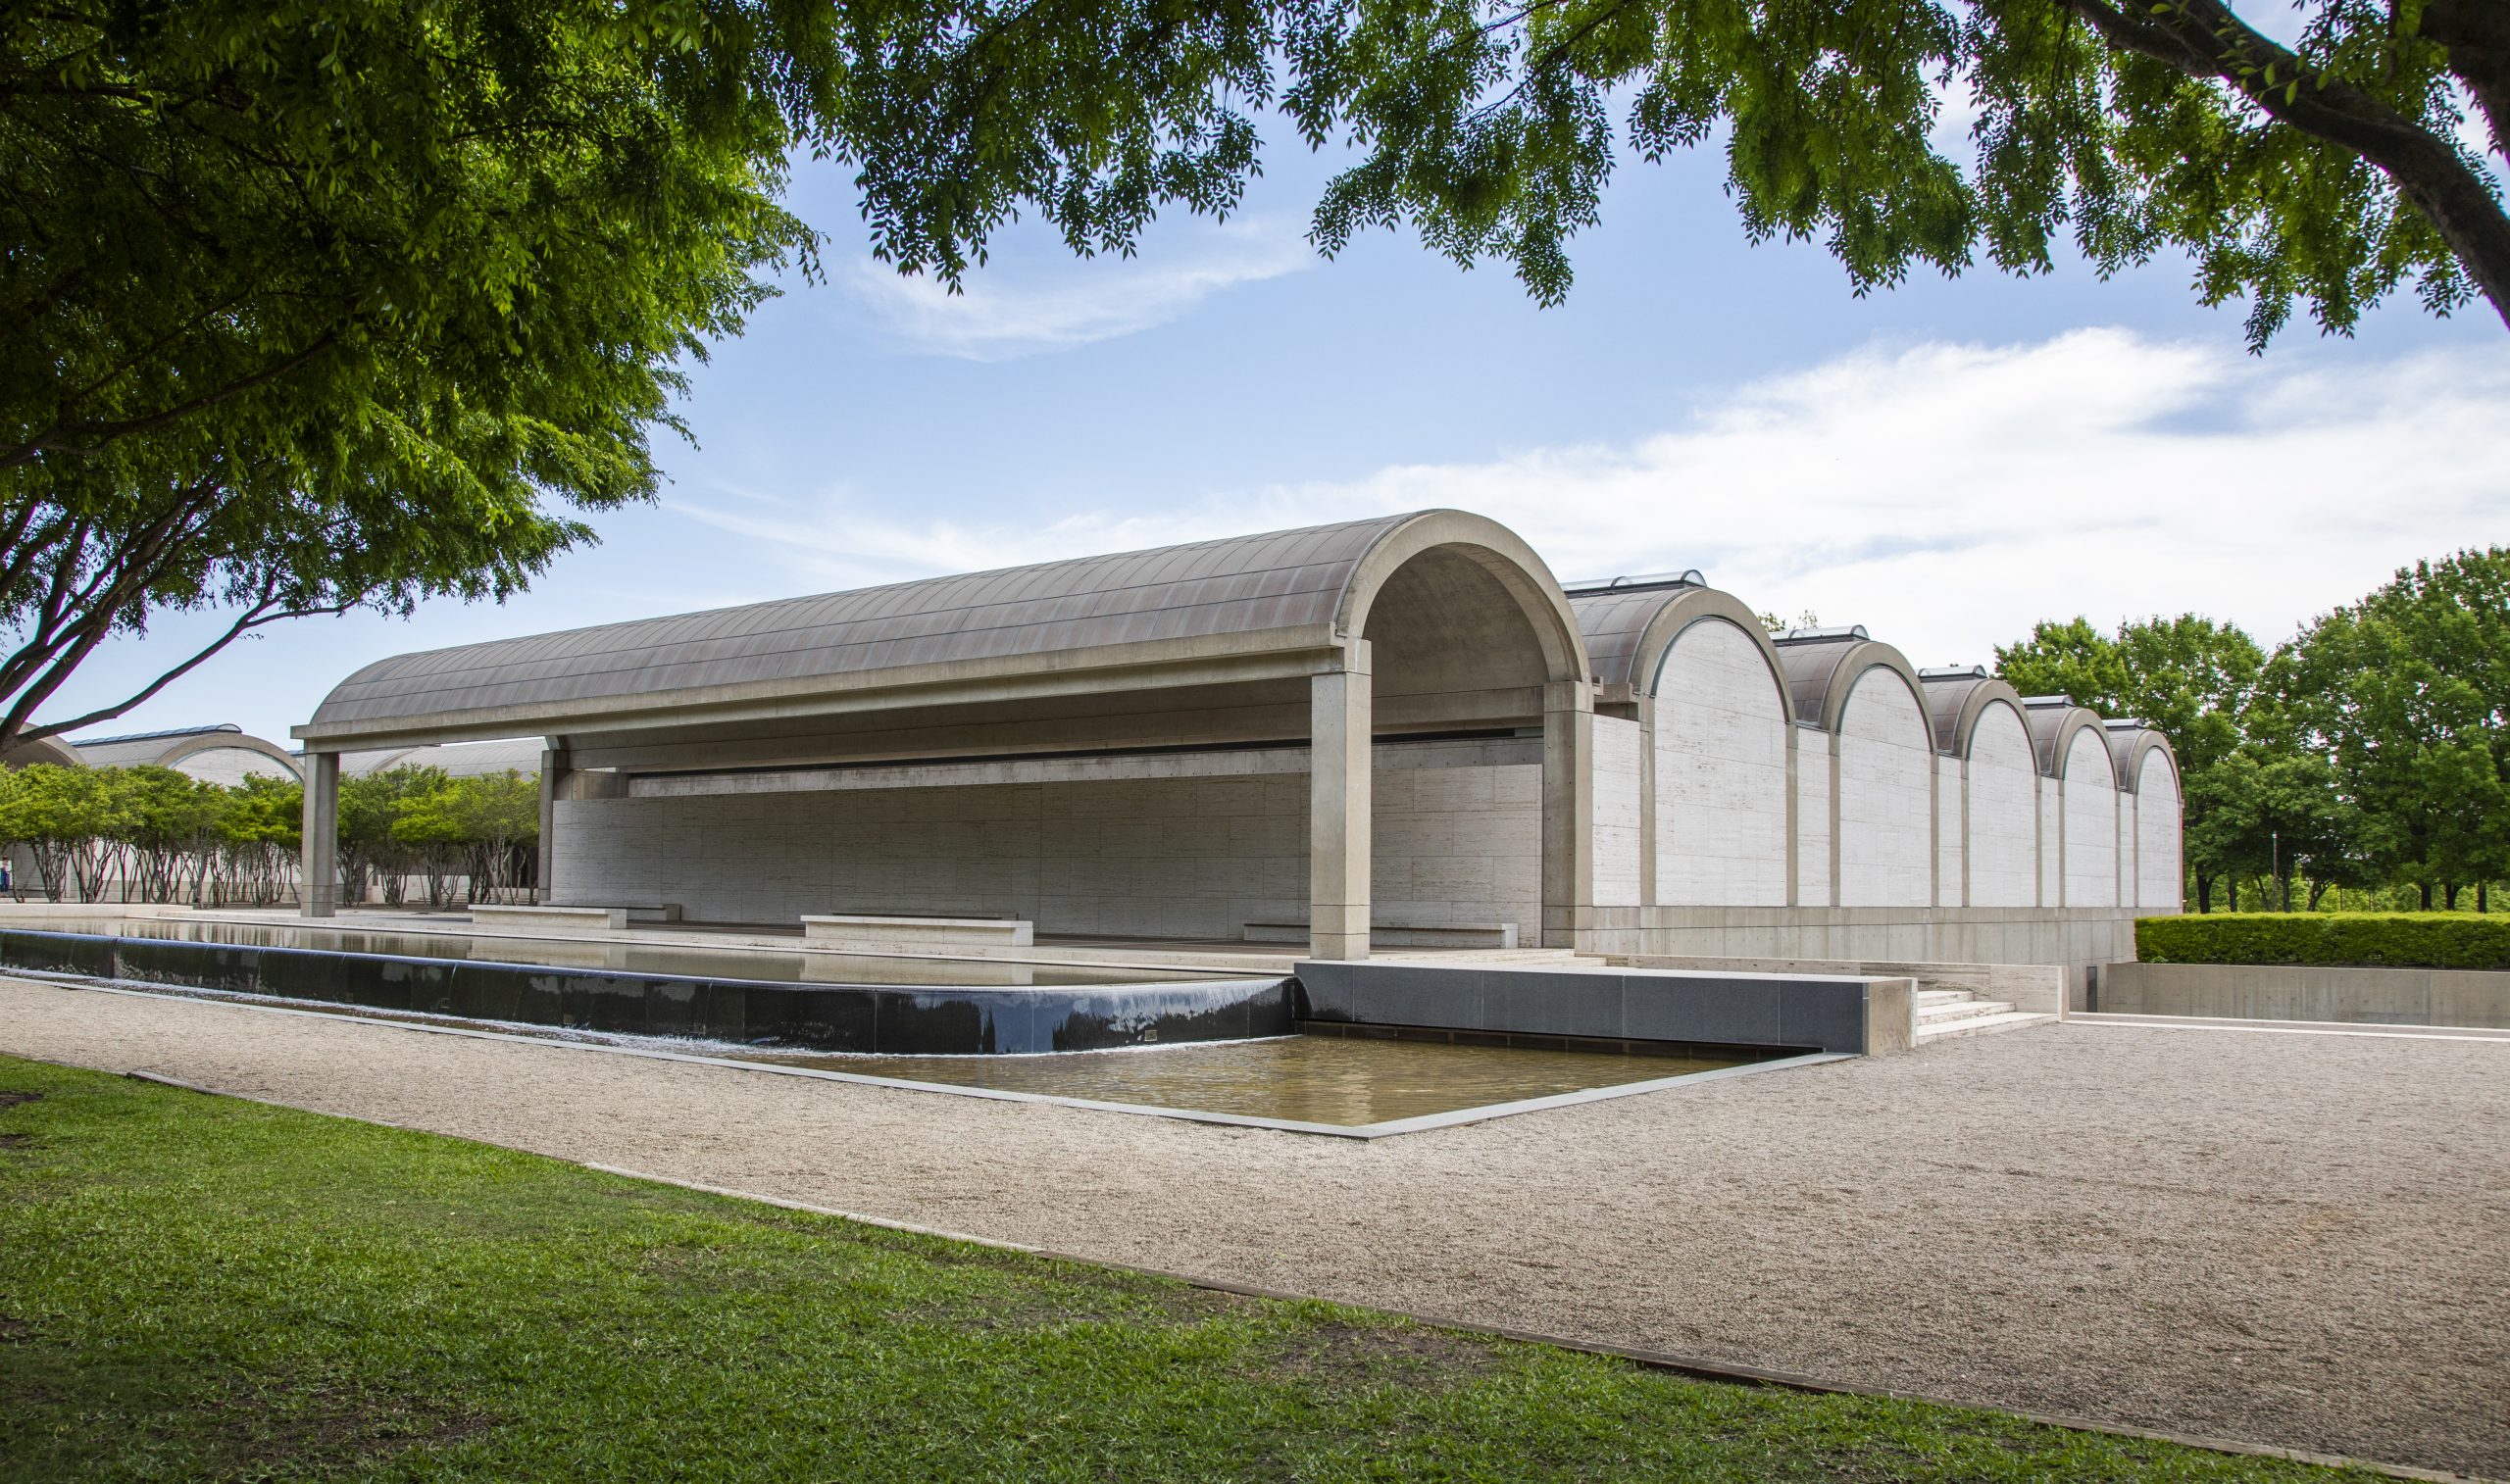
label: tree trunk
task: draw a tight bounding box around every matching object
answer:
[2445,881,2462,911]
[2194,873,2212,913]
[2420,881,2435,910]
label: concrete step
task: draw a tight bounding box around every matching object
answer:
[1915,989,1977,1008]
[1916,1010,2058,1043]
[1917,996,2016,1025]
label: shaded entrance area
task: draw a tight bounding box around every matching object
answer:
[296,512,1596,959]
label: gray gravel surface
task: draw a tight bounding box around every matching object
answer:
[4,977,2504,1476]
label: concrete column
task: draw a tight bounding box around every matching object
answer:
[1540,678,1594,951]
[299,750,339,917]
[1308,643,1372,962]
[537,746,567,904]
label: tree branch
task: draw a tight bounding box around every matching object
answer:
[2061,0,2510,328]
[0,328,345,470]
[12,591,357,745]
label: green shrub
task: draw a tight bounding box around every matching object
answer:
[2136,913,2510,969]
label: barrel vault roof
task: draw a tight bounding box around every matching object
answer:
[308,515,1420,738]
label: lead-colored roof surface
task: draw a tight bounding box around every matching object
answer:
[1774,641,1860,726]
[313,516,1416,732]
[1567,590,1676,689]
[71,725,291,770]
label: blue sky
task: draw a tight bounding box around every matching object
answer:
[50,120,2510,749]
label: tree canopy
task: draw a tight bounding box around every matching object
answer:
[7,0,2501,752]
[1996,547,2510,912]
[0,0,833,746]
[835,0,2509,343]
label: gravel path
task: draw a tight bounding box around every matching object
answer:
[5,977,2505,1477]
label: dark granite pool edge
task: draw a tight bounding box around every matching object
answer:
[0,927,1291,1055]
[48,977,1847,1139]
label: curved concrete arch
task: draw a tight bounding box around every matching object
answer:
[2106,725,2181,797]
[1336,509,1590,686]
[1,736,82,769]
[1641,604,1793,908]
[1919,673,2032,759]
[1639,593,1789,712]
[1775,638,1928,735]
[149,732,302,780]
[2027,705,2117,783]
[1566,584,1787,713]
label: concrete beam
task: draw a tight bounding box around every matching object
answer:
[294,632,1348,752]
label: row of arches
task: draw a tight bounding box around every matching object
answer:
[1572,585,2182,915]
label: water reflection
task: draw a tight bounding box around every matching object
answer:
[0,915,1205,988]
[754,1037,1759,1126]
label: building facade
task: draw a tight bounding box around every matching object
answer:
[295,511,2179,971]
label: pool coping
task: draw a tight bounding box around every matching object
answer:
[2067,1011,2510,1042]
[15,970,1848,1139]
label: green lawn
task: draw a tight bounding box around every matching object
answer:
[0,1056,2360,1482]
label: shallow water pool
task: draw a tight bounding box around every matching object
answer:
[744,1034,1765,1127]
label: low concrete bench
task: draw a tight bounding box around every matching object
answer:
[472,903,681,931]
[801,914,1034,949]
[1244,921,1519,950]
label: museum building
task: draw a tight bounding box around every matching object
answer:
[294,510,2180,973]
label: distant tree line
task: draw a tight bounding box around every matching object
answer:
[0,765,538,908]
[337,767,539,910]
[1998,548,2508,915]
[0,764,301,905]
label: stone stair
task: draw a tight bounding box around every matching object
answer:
[1914,988,2055,1045]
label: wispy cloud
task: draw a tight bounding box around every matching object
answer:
[843,216,1314,361]
[675,327,2510,663]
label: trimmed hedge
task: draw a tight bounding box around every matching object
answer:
[2136,913,2510,970]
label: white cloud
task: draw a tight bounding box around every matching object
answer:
[843,216,1314,360]
[677,327,2510,665]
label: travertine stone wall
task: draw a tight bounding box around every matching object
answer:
[1793,730,1832,908]
[1933,755,1961,907]
[1588,716,1643,909]
[1632,904,2145,1001]
[553,737,1541,939]
[2061,728,2119,908]
[1652,618,1788,907]
[2135,750,2184,910]
[1966,704,2039,908]
[1370,740,1541,932]
[2038,787,2062,907]
[1835,669,1933,908]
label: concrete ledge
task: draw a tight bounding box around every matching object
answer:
[1622,955,2063,1016]
[1295,961,1915,1056]
[1246,921,1519,950]
[2097,961,2510,1030]
[474,904,630,931]
[802,915,1035,949]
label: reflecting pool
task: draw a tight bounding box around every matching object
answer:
[748,1035,1767,1126]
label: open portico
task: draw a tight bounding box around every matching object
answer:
[294,511,1597,960]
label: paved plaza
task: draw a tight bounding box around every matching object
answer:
[4,976,2503,1477]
